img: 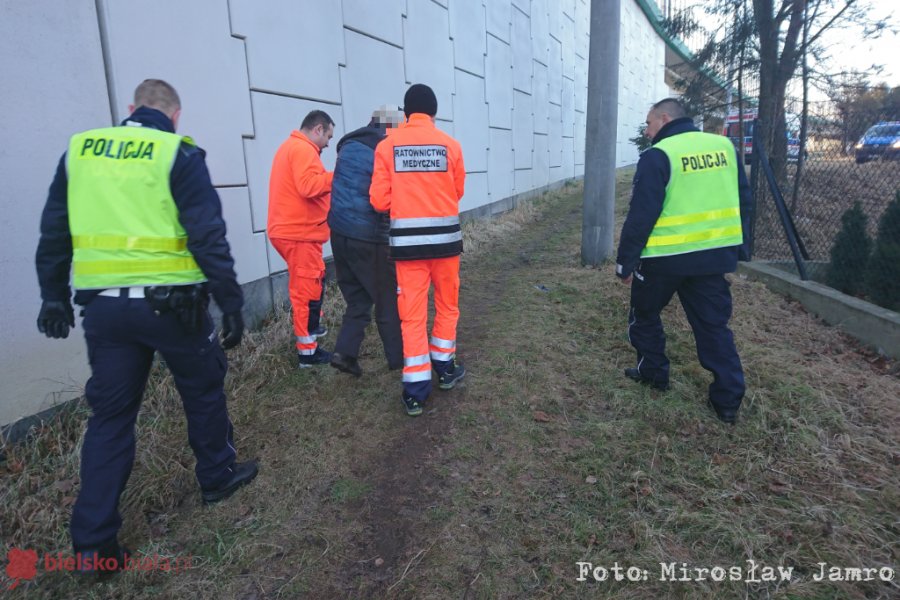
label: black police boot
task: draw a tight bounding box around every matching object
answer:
[707,399,738,425]
[75,538,129,580]
[202,460,259,504]
[330,352,362,377]
[623,367,670,391]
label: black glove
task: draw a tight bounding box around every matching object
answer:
[221,311,244,350]
[37,300,75,339]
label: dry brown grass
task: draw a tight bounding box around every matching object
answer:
[2,175,898,599]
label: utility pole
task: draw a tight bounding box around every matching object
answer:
[581,0,620,265]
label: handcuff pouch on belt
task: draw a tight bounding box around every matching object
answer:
[145,284,209,333]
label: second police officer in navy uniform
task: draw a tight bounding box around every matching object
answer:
[616,98,752,424]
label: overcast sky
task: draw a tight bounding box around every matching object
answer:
[816,0,899,86]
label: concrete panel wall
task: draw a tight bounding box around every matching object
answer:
[617,0,669,166]
[2,0,674,426]
[0,1,108,425]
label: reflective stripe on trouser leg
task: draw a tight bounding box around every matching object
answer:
[271,239,324,355]
[396,260,433,400]
[430,255,460,365]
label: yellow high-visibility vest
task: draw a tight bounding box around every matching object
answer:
[67,126,206,289]
[642,131,743,258]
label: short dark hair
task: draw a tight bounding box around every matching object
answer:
[134,79,180,114]
[651,98,687,120]
[301,110,335,131]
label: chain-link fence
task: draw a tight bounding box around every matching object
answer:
[747,99,900,311]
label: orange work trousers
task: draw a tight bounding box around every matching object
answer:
[395,256,460,400]
[271,238,325,355]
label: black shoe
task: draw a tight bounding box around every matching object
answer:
[202,460,259,504]
[623,367,669,391]
[437,360,466,390]
[330,352,362,377]
[75,539,129,580]
[707,399,738,424]
[402,395,424,417]
[311,325,328,338]
[298,347,332,368]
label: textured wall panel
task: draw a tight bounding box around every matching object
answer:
[340,30,408,132]
[574,110,586,166]
[560,14,576,81]
[530,0,550,66]
[532,61,549,134]
[575,0,590,59]
[219,187,269,284]
[100,0,253,187]
[548,103,562,167]
[488,128,515,200]
[244,92,345,237]
[452,69,490,172]
[562,76,575,137]
[230,0,343,102]
[514,167,532,193]
[532,132,550,187]
[404,0,455,121]
[460,171,489,213]
[342,0,405,45]
[0,0,107,426]
[574,55,588,114]
[485,36,514,130]
[548,37,563,106]
[485,0,511,42]
[450,0,487,76]
[562,136,575,178]
[511,0,530,15]
[511,8,533,92]
[512,90,534,169]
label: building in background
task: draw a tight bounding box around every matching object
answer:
[2,0,685,428]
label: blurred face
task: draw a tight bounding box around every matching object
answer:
[309,123,334,151]
[645,109,670,141]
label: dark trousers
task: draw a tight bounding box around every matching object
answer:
[71,295,236,551]
[331,232,403,369]
[628,271,745,410]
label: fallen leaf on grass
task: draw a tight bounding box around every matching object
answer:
[585,476,598,484]
[532,411,552,423]
[53,477,75,494]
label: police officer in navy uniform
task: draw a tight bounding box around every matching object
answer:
[615,98,751,424]
[35,79,258,573]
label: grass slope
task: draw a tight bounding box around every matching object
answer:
[2,173,897,599]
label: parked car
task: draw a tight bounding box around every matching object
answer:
[855,121,900,163]
[723,109,802,164]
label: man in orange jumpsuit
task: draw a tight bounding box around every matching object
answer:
[370,84,466,416]
[268,110,335,367]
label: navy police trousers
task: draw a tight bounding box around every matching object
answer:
[628,271,745,411]
[71,295,236,551]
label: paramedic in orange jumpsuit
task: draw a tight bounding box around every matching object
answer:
[267,110,335,367]
[369,84,466,416]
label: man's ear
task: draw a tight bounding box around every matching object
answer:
[171,108,181,131]
[128,104,135,114]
